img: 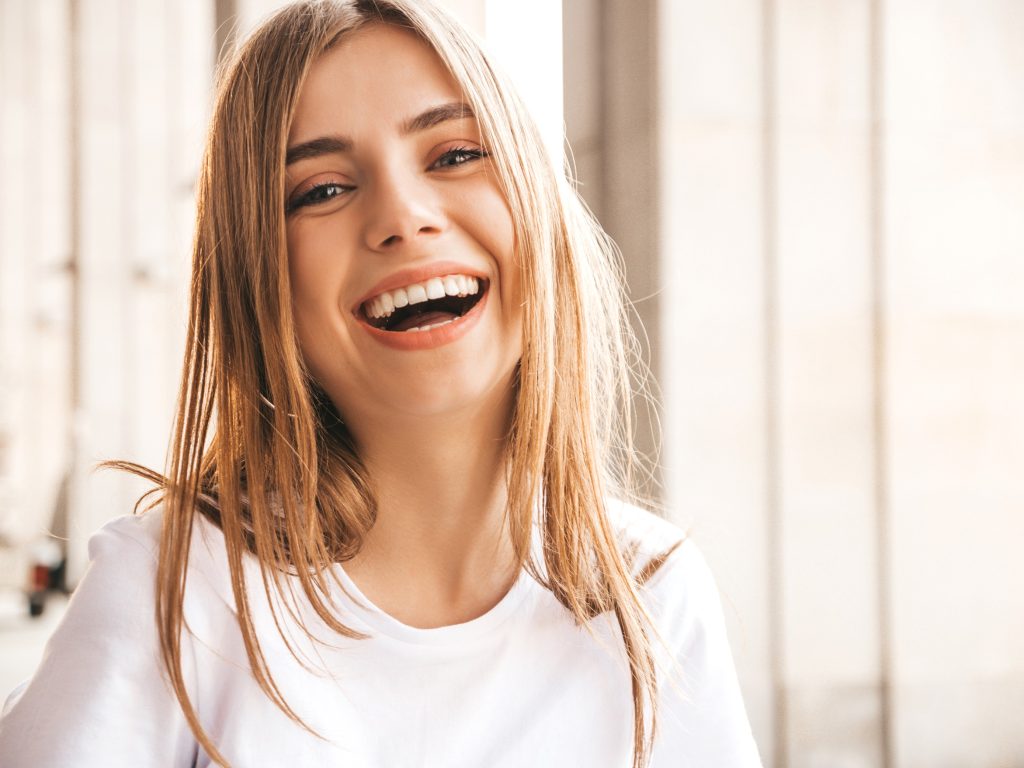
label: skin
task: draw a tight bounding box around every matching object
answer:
[285,23,524,628]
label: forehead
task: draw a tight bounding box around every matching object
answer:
[288,23,466,143]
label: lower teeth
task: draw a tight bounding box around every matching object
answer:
[406,319,455,333]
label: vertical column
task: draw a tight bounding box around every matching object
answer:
[69,0,131,577]
[0,1,32,542]
[214,0,238,59]
[605,0,661,498]
[28,0,75,550]
[562,0,603,217]
[884,1,1024,764]
[658,0,775,758]
[562,0,662,499]
[66,0,213,579]
[167,0,214,336]
[0,0,72,552]
[122,0,180,483]
[774,1,883,764]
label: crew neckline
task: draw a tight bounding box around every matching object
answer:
[331,558,535,647]
[330,514,544,647]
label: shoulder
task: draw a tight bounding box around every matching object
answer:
[605,502,762,765]
[604,498,687,544]
[0,513,163,716]
[57,512,165,649]
[88,508,163,560]
[604,498,726,648]
[82,506,238,618]
[63,511,164,621]
[603,498,696,587]
[0,509,199,764]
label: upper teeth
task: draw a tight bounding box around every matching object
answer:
[364,274,481,320]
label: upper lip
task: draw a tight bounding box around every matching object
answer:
[351,260,490,315]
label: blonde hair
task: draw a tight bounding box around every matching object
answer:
[114,1,682,766]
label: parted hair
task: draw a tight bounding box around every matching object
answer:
[114,1,682,766]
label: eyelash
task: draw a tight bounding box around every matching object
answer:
[286,146,490,213]
[432,145,488,169]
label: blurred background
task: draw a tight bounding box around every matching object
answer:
[0,0,1022,766]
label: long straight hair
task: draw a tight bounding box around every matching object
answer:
[116,2,682,766]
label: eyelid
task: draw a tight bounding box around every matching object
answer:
[284,170,358,215]
[289,171,352,200]
[437,138,485,152]
[430,141,489,169]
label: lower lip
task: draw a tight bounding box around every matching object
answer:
[356,288,489,351]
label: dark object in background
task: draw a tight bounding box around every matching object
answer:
[27,553,67,618]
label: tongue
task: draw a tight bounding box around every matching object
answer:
[389,310,460,332]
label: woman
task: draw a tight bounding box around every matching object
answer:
[0,1,761,766]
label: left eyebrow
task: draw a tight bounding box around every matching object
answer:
[400,101,476,135]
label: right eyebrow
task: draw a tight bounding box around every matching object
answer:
[285,135,353,166]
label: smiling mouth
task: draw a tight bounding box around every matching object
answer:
[360,274,488,333]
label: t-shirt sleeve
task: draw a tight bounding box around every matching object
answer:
[646,539,763,767]
[0,514,198,767]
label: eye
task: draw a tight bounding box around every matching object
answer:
[286,181,353,213]
[431,146,489,170]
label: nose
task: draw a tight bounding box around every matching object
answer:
[362,166,445,252]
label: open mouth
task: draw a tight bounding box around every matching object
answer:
[360,273,488,333]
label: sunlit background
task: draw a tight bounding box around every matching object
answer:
[1,0,1022,766]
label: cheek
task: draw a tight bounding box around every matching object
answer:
[288,221,339,298]
[286,225,313,307]
[451,181,520,306]
[477,191,516,266]
[285,222,354,348]
[449,173,515,260]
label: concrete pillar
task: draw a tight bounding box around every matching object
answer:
[65,0,213,581]
[655,0,776,759]
[565,0,1024,766]
[884,1,1024,764]
[69,0,134,577]
[0,0,73,553]
[563,0,663,501]
[0,1,36,545]
[774,2,883,765]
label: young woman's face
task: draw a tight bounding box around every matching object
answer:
[285,24,522,430]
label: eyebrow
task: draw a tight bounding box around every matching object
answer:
[401,101,475,135]
[285,136,352,166]
[285,101,476,166]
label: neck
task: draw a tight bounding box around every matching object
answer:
[338,379,520,626]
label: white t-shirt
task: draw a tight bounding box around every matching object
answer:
[0,501,762,767]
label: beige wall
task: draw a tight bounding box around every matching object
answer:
[0,0,213,575]
[773,3,883,764]
[885,2,1024,765]
[566,0,1024,765]
[1,0,75,554]
[656,0,777,756]
[68,0,211,578]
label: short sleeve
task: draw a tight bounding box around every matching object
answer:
[646,540,763,767]
[0,514,198,767]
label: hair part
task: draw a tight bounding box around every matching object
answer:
[112,2,682,766]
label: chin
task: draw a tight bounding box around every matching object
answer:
[383,357,518,420]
